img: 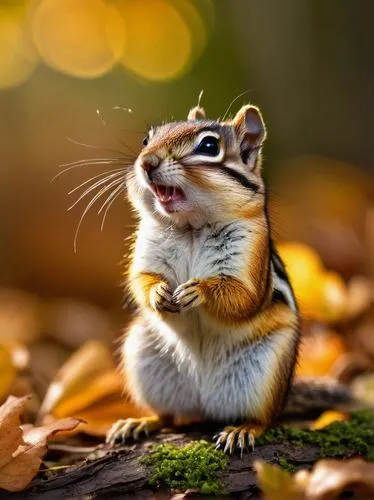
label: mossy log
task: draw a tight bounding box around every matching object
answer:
[0,430,319,500]
[2,411,374,499]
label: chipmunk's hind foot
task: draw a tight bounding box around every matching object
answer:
[106,415,166,445]
[215,423,265,456]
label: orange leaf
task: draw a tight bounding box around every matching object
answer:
[53,369,123,418]
[39,340,115,418]
[297,329,347,377]
[53,400,152,437]
[0,346,17,402]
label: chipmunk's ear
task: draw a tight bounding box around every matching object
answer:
[187,106,206,121]
[232,105,266,167]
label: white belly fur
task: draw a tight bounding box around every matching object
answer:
[124,313,292,421]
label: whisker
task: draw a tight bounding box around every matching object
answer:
[98,181,124,215]
[66,137,103,149]
[99,184,124,231]
[72,178,123,253]
[68,168,125,195]
[66,136,136,159]
[60,157,124,168]
[68,173,124,210]
[52,159,128,183]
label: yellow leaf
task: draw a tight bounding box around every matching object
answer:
[254,461,305,500]
[310,411,347,430]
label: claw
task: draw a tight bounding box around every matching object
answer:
[106,416,165,446]
[214,424,265,456]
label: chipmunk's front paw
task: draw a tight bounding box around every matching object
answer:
[214,424,265,456]
[150,282,179,313]
[173,279,206,311]
[106,416,164,445]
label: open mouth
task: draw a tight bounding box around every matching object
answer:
[151,183,186,206]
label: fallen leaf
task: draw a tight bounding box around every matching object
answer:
[0,396,26,469]
[310,411,347,430]
[254,460,304,500]
[72,400,153,437]
[53,369,123,418]
[295,458,374,499]
[38,340,115,418]
[0,395,81,492]
[0,345,16,402]
[297,328,347,377]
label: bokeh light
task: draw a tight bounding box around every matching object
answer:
[32,0,126,79]
[117,0,195,81]
[0,4,38,89]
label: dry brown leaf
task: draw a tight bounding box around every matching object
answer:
[254,460,305,500]
[0,396,27,469]
[38,340,115,418]
[0,395,81,492]
[295,458,374,499]
[256,458,374,500]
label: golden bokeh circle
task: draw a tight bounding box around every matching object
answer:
[118,0,192,81]
[0,5,38,89]
[32,0,126,79]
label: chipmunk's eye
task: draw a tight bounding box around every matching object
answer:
[195,136,219,156]
[143,136,149,146]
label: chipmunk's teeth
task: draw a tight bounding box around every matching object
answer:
[164,186,172,202]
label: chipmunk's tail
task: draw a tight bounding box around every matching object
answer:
[282,377,364,418]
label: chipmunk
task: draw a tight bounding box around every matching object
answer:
[106,103,352,454]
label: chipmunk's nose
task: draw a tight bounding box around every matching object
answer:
[141,154,160,177]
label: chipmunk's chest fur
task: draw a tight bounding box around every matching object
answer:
[133,219,251,291]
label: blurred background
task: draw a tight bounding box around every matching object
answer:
[0,0,374,432]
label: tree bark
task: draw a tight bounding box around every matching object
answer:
[0,430,319,499]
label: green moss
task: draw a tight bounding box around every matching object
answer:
[257,410,374,460]
[139,440,228,495]
[278,456,297,473]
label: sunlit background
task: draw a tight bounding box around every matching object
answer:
[0,0,374,431]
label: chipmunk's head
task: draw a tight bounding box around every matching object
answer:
[127,104,267,228]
